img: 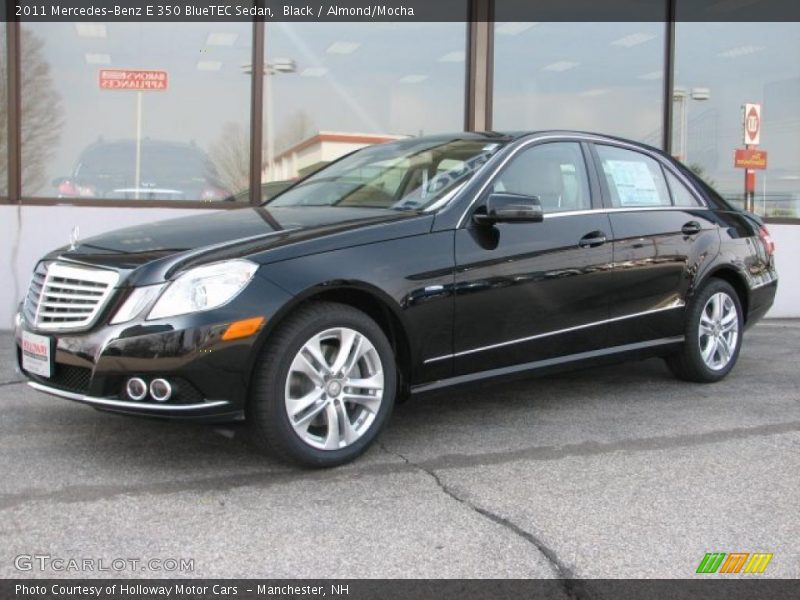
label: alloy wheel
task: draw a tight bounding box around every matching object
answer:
[284,327,384,450]
[698,292,739,371]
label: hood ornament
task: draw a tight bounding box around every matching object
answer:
[69,225,80,251]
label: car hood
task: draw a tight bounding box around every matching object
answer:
[51,206,433,285]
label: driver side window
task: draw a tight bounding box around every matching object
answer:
[492,142,591,213]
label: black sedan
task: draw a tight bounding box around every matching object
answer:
[15,132,778,467]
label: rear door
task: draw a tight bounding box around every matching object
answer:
[591,143,720,346]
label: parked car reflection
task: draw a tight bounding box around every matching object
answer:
[53,139,230,201]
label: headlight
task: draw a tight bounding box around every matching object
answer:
[110,284,165,324]
[147,260,258,320]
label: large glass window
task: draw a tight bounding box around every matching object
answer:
[20,23,252,202]
[492,21,665,145]
[672,21,800,219]
[262,16,467,191]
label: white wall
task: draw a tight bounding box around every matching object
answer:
[0,205,208,329]
[767,224,799,318]
[1,206,798,327]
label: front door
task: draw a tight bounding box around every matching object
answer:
[453,141,615,376]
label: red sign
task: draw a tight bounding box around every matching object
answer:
[743,103,761,145]
[99,69,168,91]
[734,148,767,170]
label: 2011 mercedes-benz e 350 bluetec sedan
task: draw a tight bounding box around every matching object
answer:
[15,132,778,467]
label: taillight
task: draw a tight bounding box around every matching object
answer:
[57,180,79,196]
[759,225,775,257]
[200,187,228,201]
[57,180,96,197]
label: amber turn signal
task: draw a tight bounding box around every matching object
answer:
[222,316,265,341]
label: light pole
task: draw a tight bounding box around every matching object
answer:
[672,87,710,163]
[242,58,297,182]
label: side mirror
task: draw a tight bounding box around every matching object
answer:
[473,192,544,225]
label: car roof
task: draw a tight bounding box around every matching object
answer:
[406,130,664,155]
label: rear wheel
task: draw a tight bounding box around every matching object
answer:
[248,302,396,467]
[666,279,743,383]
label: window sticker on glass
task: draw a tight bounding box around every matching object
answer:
[604,160,661,206]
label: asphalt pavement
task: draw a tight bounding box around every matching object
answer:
[1,321,798,579]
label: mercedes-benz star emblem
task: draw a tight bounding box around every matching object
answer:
[69,225,80,251]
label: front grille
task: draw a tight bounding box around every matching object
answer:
[23,262,119,331]
[27,363,92,394]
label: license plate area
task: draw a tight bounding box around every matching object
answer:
[21,331,53,378]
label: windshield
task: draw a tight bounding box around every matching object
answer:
[267,138,505,211]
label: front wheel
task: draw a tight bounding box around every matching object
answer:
[247,302,396,467]
[666,279,743,383]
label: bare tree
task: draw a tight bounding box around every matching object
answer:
[208,121,250,195]
[273,110,316,155]
[18,28,63,195]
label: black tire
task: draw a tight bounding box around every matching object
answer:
[666,278,744,383]
[247,301,397,468]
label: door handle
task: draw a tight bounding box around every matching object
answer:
[682,221,702,235]
[578,231,608,248]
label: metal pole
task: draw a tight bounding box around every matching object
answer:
[134,91,142,200]
[681,97,688,162]
[662,2,676,154]
[265,68,273,181]
[249,19,265,205]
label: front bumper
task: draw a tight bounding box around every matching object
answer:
[15,273,293,421]
[27,381,234,419]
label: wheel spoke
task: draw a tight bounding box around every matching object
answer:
[699,322,714,337]
[701,337,717,363]
[303,335,331,375]
[343,391,381,413]
[342,336,365,377]
[288,388,326,423]
[323,402,343,450]
[336,400,359,445]
[711,294,722,321]
[292,352,326,386]
[330,329,359,376]
[346,371,383,391]
[720,309,737,329]
[717,336,732,363]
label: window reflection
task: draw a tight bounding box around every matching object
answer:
[493,21,665,144]
[672,22,800,219]
[21,23,252,202]
[262,16,467,186]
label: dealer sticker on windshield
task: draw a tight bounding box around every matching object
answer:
[21,331,52,378]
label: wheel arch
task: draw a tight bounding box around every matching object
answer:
[702,266,750,323]
[246,281,414,403]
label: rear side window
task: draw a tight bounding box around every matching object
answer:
[664,169,703,207]
[596,145,671,208]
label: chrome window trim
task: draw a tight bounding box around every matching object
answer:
[542,205,712,220]
[455,133,709,228]
[28,381,231,412]
[423,301,685,364]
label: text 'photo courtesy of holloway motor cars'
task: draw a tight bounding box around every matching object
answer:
[15,132,778,467]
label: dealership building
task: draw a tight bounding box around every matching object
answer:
[0,5,798,325]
